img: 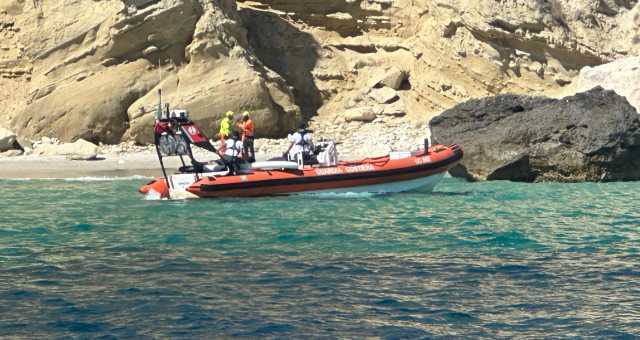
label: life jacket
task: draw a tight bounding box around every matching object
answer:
[224,137,242,157]
[219,117,231,137]
[241,119,254,138]
[295,130,309,145]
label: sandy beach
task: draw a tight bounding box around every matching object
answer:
[0,137,287,179]
[0,147,367,179]
[0,150,366,179]
[0,152,171,179]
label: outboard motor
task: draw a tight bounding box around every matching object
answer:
[158,133,177,156]
[157,110,191,156]
[316,140,338,166]
[174,132,189,156]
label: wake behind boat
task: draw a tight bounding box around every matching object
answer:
[139,106,462,199]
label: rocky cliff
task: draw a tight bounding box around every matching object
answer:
[430,87,640,182]
[1,0,301,145]
[1,0,638,145]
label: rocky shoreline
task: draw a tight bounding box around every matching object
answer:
[3,85,640,182]
[0,114,429,178]
[2,56,639,181]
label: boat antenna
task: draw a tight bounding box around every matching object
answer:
[154,58,171,198]
[157,58,162,120]
[156,88,162,120]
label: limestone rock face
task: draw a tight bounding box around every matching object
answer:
[430,87,640,182]
[34,138,98,160]
[4,0,301,145]
[14,60,159,144]
[577,56,640,113]
[1,0,639,145]
[237,0,640,126]
[125,0,301,144]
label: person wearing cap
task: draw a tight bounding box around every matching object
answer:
[218,111,234,140]
[236,111,255,162]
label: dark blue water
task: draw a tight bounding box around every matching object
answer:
[1,177,639,338]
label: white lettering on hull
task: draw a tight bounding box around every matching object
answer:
[314,164,375,176]
[344,164,375,173]
[314,167,343,176]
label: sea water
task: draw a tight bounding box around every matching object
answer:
[0,177,638,338]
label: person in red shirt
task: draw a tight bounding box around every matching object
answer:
[237,111,255,162]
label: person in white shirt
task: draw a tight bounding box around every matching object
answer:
[283,123,316,164]
[222,131,243,174]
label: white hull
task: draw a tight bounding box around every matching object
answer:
[158,172,445,200]
[299,172,445,195]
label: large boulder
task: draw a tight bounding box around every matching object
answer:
[577,56,640,113]
[369,66,407,90]
[430,87,640,182]
[123,0,301,144]
[342,106,379,122]
[0,127,19,151]
[13,61,159,144]
[382,101,406,117]
[369,86,399,104]
[7,0,300,146]
[33,138,98,160]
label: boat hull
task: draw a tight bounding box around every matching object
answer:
[139,144,462,198]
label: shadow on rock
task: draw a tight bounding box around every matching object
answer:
[239,8,322,120]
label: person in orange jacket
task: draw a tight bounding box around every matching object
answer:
[236,111,255,162]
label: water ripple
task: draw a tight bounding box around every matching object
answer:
[1,178,640,337]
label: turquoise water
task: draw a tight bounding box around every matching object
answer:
[1,177,639,338]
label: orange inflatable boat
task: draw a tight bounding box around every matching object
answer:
[139,107,462,199]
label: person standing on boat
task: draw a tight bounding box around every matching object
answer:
[284,123,316,164]
[222,131,243,175]
[218,111,234,141]
[236,111,255,162]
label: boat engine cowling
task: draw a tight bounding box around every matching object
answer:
[158,133,189,156]
[315,140,338,166]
